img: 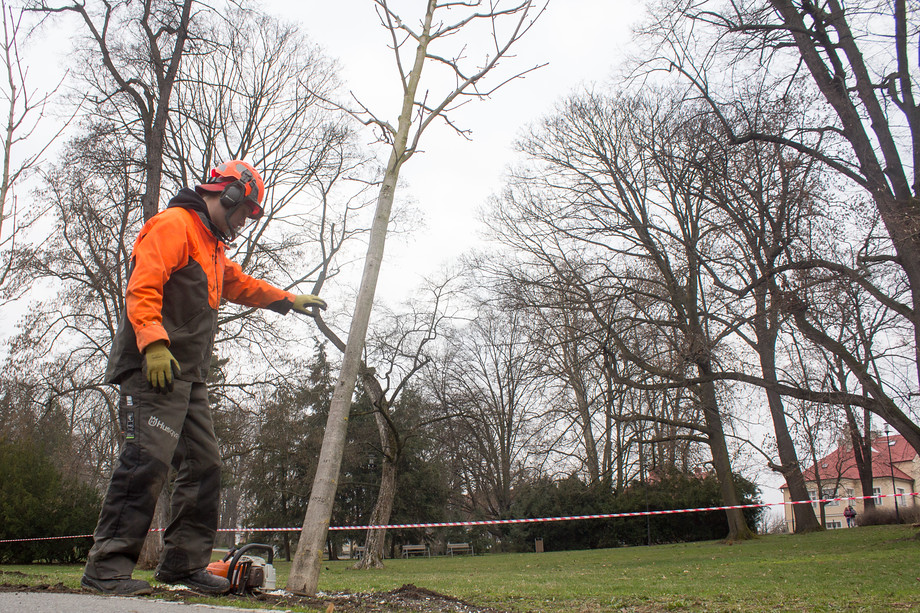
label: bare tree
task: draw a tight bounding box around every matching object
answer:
[699,99,823,533]
[639,0,920,446]
[787,220,910,511]
[527,290,608,485]
[481,253,641,490]
[28,0,194,222]
[287,0,547,594]
[434,303,546,545]
[780,254,920,453]
[307,275,459,569]
[496,89,755,539]
[0,1,74,289]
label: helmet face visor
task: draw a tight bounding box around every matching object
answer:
[224,202,258,241]
[243,199,262,220]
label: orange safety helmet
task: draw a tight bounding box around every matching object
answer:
[198,160,265,219]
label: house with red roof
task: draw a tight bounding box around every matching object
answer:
[780,434,918,531]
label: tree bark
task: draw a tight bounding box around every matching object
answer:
[353,447,397,570]
[845,404,876,511]
[753,298,821,533]
[696,357,754,541]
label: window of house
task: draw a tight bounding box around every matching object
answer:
[896,488,905,508]
[809,490,818,508]
[873,487,883,505]
[826,520,843,529]
[823,489,840,506]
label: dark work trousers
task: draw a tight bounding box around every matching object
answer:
[84,370,222,580]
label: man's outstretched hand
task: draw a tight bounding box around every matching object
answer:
[292,294,328,315]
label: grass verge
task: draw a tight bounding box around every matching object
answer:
[2,524,918,612]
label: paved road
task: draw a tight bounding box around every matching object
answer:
[0,592,268,612]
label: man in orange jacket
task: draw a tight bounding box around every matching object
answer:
[82,161,326,596]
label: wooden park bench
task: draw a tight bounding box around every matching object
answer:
[446,542,474,556]
[351,545,366,559]
[401,544,430,558]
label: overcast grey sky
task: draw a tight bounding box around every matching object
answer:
[261,1,644,298]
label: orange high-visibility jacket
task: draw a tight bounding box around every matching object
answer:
[106,189,295,384]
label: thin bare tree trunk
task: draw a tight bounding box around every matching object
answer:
[286,0,542,594]
[353,448,397,570]
[696,361,754,541]
[755,309,821,533]
[353,370,400,568]
[286,26,424,587]
[286,163,402,593]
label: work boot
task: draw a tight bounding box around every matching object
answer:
[81,574,153,596]
[155,568,231,594]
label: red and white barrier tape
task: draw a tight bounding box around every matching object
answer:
[0,492,913,544]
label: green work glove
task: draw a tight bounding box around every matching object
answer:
[145,340,180,393]
[292,294,328,315]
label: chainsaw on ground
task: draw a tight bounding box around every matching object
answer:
[206,543,276,594]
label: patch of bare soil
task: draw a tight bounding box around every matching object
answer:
[0,580,72,593]
[0,581,508,613]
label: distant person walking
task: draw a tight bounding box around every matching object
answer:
[843,504,857,528]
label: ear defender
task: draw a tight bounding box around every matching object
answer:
[220,169,254,210]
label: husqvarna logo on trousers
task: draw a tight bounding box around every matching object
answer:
[148,415,180,440]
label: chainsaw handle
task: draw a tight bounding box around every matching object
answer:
[226,542,274,578]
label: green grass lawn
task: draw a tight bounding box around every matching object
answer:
[2,525,918,612]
